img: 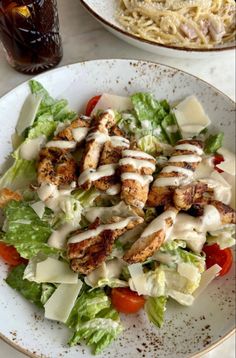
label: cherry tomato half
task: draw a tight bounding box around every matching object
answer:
[111,287,145,314]
[213,154,224,173]
[85,95,101,116]
[203,243,233,276]
[0,242,26,267]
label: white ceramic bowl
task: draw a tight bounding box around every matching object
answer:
[80,0,236,59]
[0,59,235,358]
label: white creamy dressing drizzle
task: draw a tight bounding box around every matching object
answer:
[84,201,135,223]
[37,183,59,202]
[37,183,74,213]
[174,143,203,156]
[46,140,77,150]
[106,184,121,195]
[141,210,177,239]
[78,164,118,185]
[162,165,193,176]
[121,172,153,186]
[48,223,77,249]
[168,154,202,163]
[68,216,140,244]
[122,150,155,160]
[119,157,156,171]
[154,176,191,187]
[153,142,202,188]
[20,136,46,160]
[171,205,222,239]
[72,127,89,142]
[110,136,130,148]
[86,131,109,144]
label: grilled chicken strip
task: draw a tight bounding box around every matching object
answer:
[147,139,204,207]
[79,110,116,173]
[123,208,178,264]
[173,182,213,211]
[94,136,130,193]
[0,188,22,208]
[53,115,91,143]
[205,200,236,225]
[77,110,116,190]
[68,216,143,274]
[37,115,91,186]
[38,147,77,186]
[120,150,156,208]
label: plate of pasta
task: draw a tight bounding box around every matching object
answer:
[0,59,235,358]
[80,0,236,58]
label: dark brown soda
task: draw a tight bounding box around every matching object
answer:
[0,0,62,74]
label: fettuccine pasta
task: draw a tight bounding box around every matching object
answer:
[117,0,236,48]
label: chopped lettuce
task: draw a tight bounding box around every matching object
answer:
[131,93,168,124]
[67,288,123,354]
[6,264,43,308]
[160,113,182,145]
[0,150,37,190]
[29,80,77,123]
[1,201,58,259]
[138,135,164,156]
[204,132,224,154]
[66,289,111,328]
[145,296,167,328]
[73,188,100,208]
[68,309,123,355]
[40,283,56,305]
[157,245,205,272]
[207,225,235,249]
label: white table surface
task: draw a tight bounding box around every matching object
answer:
[0,1,235,357]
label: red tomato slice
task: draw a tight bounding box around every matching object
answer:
[0,242,26,267]
[213,154,224,173]
[111,287,145,314]
[85,95,101,116]
[203,243,233,276]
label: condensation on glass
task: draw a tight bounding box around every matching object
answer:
[0,0,62,74]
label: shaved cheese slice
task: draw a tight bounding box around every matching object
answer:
[216,148,235,176]
[20,136,46,160]
[167,289,194,306]
[177,262,201,283]
[91,93,132,115]
[128,263,147,295]
[30,201,45,219]
[16,93,43,135]
[36,257,78,284]
[44,281,82,323]
[174,96,211,137]
[193,264,221,298]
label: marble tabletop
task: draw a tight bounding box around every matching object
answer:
[0,0,235,357]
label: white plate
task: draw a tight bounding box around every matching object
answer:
[80,0,235,59]
[0,59,235,358]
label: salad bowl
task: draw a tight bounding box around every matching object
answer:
[0,59,235,358]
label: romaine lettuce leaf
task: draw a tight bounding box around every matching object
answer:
[68,309,123,355]
[131,93,168,124]
[204,132,224,154]
[207,226,235,249]
[6,264,43,308]
[40,283,56,305]
[1,201,58,259]
[0,151,36,190]
[160,113,182,145]
[145,296,167,328]
[66,288,111,329]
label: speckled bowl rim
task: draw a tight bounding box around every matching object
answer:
[0,58,235,358]
[80,0,236,53]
